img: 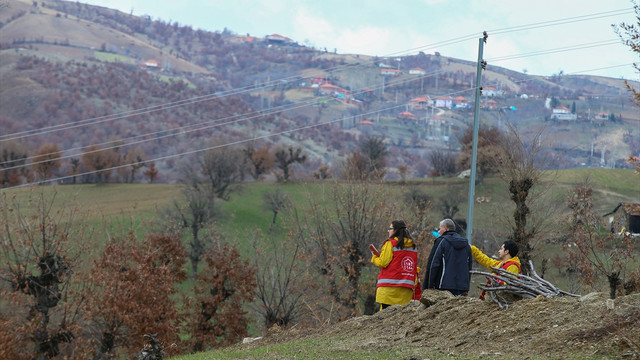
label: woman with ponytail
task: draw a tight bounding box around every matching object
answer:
[371,220,419,310]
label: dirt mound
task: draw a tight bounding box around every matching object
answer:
[262,291,640,359]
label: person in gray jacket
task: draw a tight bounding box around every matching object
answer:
[422,218,472,296]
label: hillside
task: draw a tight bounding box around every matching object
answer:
[1,0,639,186]
[220,291,640,360]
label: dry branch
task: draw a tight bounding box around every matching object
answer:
[470,260,579,309]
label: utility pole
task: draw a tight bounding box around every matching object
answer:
[466,32,487,244]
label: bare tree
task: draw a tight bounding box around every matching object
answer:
[428,149,457,176]
[250,230,306,330]
[274,146,306,182]
[243,143,275,180]
[491,123,558,274]
[0,140,28,187]
[201,145,245,200]
[170,167,217,277]
[81,145,119,184]
[31,143,62,182]
[359,137,389,177]
[292,180,398,320]
[0,189,89,359]
[263,188,290,232]
[565,178,635,299]
[437,188,465,220]
[457,126,504,184]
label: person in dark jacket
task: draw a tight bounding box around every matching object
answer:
[422,218,472,296]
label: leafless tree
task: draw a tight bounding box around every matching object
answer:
[263,188,291,232]
[250,230,306,330]
[428,149,457,176]
[274,146,306,182]
[565,178,635,299]
[490,123,558,273]
[291,180,399,320]
[201,145,245,200]
[0,189,90,359]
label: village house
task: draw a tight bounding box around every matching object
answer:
[380,69,401,76]
[604,202,640,234]
[310,76,329,88]
[409,68,426,75]
[551,106,577,121]
[481,99,499,111]
[398,111,416,120]
[319,84,351,101]
[409,96,432,110]
[594,112,609,121]
[265,34,294,44]
[139,59,159,69]
[482,86,504,97]
[452,96,469,109]
[434,96,452,108]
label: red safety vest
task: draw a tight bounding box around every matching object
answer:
[377,238,418,290]
[479,260,521,300]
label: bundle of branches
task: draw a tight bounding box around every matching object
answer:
[470,260,579,309]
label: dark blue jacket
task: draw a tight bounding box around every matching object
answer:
[423,231,472,292]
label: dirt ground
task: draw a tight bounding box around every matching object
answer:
[260,290,640,359]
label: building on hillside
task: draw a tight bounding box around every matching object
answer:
[380,68,401,76]
[409,96,432,110]
[480,99,499,111]
[551,106,577,121]
[482,86,504,97]
[398,111,416,120]
[434,96,452,108]
[310,76,329,88]
[595,112,609,121]
[452,96,469,109]
[603,202,640,235]
[140,59,159,69]
[265,34,294,44]
[318,84,352,102]
[409,68,426,75]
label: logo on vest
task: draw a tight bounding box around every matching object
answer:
[401,256,415,272]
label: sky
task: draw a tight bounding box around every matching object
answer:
[79,0,640,80]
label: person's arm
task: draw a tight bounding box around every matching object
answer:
[428,240,445,288]
[371,240,394,268]
[470,245,500,270]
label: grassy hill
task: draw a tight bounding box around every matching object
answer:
[9,168,638,259]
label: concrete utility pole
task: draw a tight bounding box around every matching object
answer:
[466,34,486,244]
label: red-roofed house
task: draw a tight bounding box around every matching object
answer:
[409,96,432,110]
[453,96,469,108]
[551,106,577,120]
[482,86,504,97]
[398,111,416,119]
[142,59,159,69]
[435,96,452,108]
[319,84,351,101]
[265,34,294,44]
[481,99,499,110]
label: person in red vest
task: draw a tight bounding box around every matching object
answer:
[371,220,418,310]
[470,240,521,299]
